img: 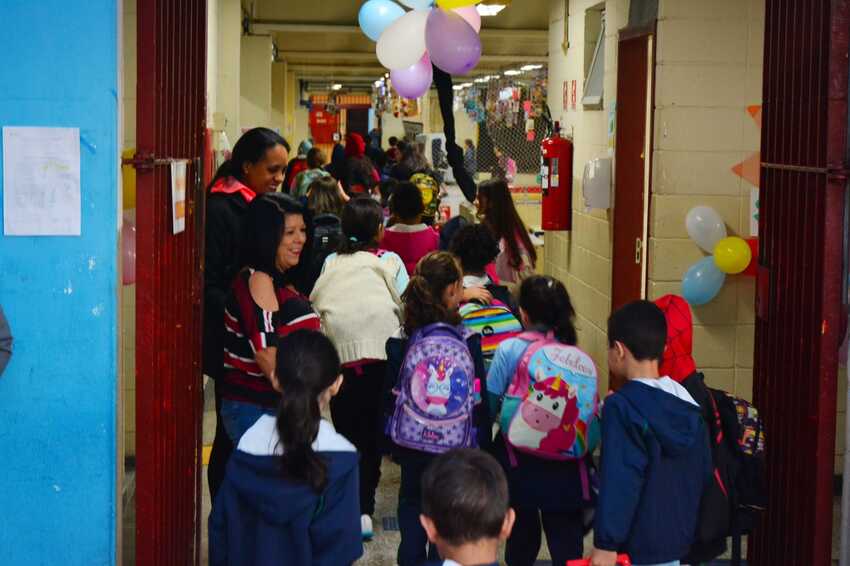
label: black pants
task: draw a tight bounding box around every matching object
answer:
[207,378,233,500]
[330,361,386,517]
[505,507,584,566]
[396,453,439,566]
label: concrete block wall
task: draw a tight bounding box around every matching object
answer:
[546,0,630,389]
[651,0,763,400]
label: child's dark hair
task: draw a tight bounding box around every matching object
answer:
[421,449,509,546]
[378,178,398,208]
[275,329,341,493]
[306,147,327,169]
[403,251,462,334]
[338,196,383,254]
[208,127,290,188]
[607,300,667,361]
[449,224,500,275]
[390,181,425,221]
[242,193,312,283]
[307,176,344,217]
[519,276,577,345]
[477,179,537,270]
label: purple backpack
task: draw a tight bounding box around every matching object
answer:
[389,323,477,454]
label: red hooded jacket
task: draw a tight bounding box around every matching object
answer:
[654,294,697,383]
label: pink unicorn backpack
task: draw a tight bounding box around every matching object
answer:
[501,331,600,460]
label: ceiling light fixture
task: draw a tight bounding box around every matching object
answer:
[331,84,343,91]
[521,64,544,71]
[503,69,522,76]
[477,4,507,16]
[452,85,464,91]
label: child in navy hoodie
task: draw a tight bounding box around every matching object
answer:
[418,449,516,566]
[590,301,711,566]
[209,330,362,566]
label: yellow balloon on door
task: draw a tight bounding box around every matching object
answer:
[437,0,480,8]
[713,236,752,274]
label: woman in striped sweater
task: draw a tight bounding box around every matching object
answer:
[219,193,320,442]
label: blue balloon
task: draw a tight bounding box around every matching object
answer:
[400,0,434,8]
[681,256,726,306]
[359,0,406,42]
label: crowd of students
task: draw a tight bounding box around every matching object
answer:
[202,127,729,566]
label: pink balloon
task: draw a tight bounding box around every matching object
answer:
[391,54,434,99]
[122,210,136,285]
[453,6,481,32]
[425,8,482,75]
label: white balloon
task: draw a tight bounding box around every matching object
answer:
[377,9,429,70]
[685,206,728,253]
[400,0,433,8]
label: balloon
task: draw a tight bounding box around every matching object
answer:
[391,54,433,99]
[685,206,727,253]
[713,236,752,275]
[742,237,759,277]
[400,0,433,7]
[377,9,429,70]
[426,8,482,75]
[359,0,406,42]
[437,0,479,8]
[453,6,481,32]
[681,257,726,306]
[122,210,137,286]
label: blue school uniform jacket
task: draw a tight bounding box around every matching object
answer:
[593,378,712,564]
[209,416,363,566]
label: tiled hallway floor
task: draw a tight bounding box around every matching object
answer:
[121,379,843,565]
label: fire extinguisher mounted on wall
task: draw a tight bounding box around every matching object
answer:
[540,121,574,231]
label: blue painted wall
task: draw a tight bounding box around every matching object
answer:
[0,2,119,564]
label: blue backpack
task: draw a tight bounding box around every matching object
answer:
[389,323,477,454]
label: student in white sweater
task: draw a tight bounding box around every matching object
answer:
[310,196,408,538]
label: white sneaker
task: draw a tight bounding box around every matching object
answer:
[361,514,373,540]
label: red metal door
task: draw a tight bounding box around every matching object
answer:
[752,1,847,564]
[611,31,654,316]
[135,1,207,564]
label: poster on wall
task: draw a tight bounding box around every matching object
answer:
[171,160,187,235]
[2,126,81,236]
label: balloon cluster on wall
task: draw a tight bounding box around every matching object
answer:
[681,206,759,306]
[359,0,483,99]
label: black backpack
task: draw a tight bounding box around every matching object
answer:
[301,214,342,296]
[682,373,767,565]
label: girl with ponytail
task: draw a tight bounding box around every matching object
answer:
[485,275,591,566]
[387,251,492,566]
[210,329,363,566]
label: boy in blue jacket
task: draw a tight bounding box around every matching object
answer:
[590,301,711,566]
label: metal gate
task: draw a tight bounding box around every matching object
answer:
[135,1,207,564]
[752,1,847,563]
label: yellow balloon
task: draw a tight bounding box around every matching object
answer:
[437,0,480,8]
[713,237,752,274]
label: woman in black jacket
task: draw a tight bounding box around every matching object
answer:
[204,126,290,499]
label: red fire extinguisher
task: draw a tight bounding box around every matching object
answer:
[540,121,574,231]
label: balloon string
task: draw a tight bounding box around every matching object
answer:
[432,64,477,203]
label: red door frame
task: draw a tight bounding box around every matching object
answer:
[751,1,847,563]
[135,1,207,564]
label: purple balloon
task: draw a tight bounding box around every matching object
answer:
[391,54,434,99]
[425,8,482,75]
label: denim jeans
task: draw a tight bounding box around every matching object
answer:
[220,400,275,442]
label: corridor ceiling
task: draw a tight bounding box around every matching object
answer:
[243,0,549,86]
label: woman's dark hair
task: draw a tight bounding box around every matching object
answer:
[449,224,500,275]
[388,136,399,147]
[403,251,462,335]
[477,179,537,270]
[400,143,430,174]
[242,193,312,283]
[519,276,577,345]
[275,329,341,492]
[307,176,344,217]
[338,196,384,254]
[306,147,327,169]
[208,127,290,188]
[464,139,474,148]
[389,181,425,221]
